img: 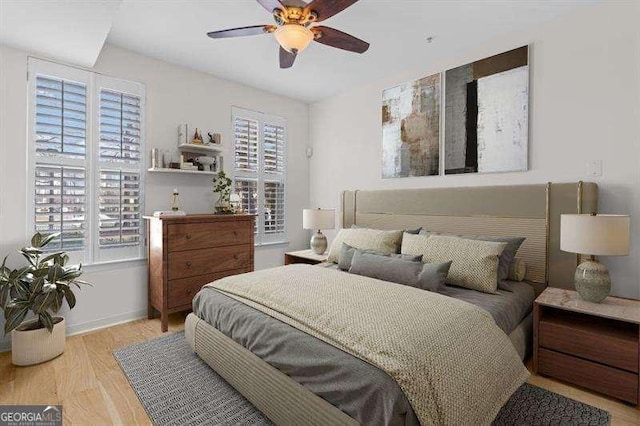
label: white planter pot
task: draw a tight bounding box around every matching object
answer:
[11,317,66,366]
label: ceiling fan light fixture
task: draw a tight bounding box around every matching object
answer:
[274,24,314,53]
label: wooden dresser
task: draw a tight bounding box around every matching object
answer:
[534,287,640,405]
[145,214,255,331]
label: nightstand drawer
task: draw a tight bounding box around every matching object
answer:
[538,348,638,405]
[539,312,639,372]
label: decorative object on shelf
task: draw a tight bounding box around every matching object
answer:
[445,46,529,175]
[208,132,221,145]
[192,128,204,145]
[163,150,174,168]
[171,188,181,212]
[0,232,91,366]
[382,73,441,178]
[229,193,242,213]
[196,156,216,172]
[151,148,160,169]
[560,214,630,303]
[178,124,188,145]
[212,171,233,213]
[303,208,335,255]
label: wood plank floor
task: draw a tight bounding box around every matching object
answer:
[1,313,639,425]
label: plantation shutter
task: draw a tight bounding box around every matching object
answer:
[232,107,287,244]
[96,80,144,260]
[32,68,89,257]
[34,75,87,158]
[34,165,87,251]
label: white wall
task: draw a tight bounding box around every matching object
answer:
[310,2,640,299]
[0,43,310,349]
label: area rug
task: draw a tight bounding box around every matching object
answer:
[113,332,611,426]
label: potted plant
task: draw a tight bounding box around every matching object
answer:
[0,232,90,366]
[212,170,233,213]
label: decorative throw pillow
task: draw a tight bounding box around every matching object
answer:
[508,257,527,282]
[419,230,525,281]
[338,243,422,271]
[348,251,451,292]
[327,228,403,264]
[402,233,507,294]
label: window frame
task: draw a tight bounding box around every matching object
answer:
[232,107,287,246]
[27,58,146,266]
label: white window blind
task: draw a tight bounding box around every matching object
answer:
[232,107,287,244]
[34,165,86,251]
[35,76,87,158]
[28,58,145,265]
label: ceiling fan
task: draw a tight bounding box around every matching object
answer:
[207,0,369,69]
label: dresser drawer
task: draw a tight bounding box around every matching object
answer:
[167,221,252,252]
[538,348,638,404]
[167,269,249,309]
[539,313,639,372]
[168,245,252,280]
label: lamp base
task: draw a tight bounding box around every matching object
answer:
[575,260,611,303]
[310,231,327,255]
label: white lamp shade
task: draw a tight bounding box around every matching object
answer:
[303,209,335,230]
[274,24,314,53]
[561,214,630,256]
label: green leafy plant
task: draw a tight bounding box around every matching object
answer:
[0,232,90,334]
[212,170,233,212]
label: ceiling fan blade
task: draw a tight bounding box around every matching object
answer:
[312,26,369,53]
[279,47,297,69]
[304,0,359,22]
[207,25,275,39]
[256,0,286,13]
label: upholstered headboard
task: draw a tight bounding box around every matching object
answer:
[341,182,598,290]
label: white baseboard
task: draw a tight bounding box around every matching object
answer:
[0,309,148,353]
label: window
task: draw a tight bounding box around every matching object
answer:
[28,58,145,264]
[232,107,287,245]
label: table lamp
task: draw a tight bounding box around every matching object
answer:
[303,208,335,255]
[560,214,630,303]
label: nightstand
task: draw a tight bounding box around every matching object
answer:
[533,287,640,405]
[284,249,328,265]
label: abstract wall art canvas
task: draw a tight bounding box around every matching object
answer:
[382,74,441,178]
[444,46,529,175]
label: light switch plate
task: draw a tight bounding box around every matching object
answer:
[587,160,603,177]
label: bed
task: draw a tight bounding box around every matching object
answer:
[186,182,598,426]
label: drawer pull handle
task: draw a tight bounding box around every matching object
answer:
[233,254,239,260]
[186,261,192,267]
[187,289,192,295]
[233,231,238,236]
[186,234,192,240]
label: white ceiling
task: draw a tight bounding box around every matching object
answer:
[0,0,122,67]
[1,1,597,103]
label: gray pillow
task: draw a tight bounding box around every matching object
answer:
[419,230,524,282]
[349,251,452,292]
[351,224,422,235]
[339,243,422,271]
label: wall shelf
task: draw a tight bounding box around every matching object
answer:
[178,143,223,154]
[148,167,218,176]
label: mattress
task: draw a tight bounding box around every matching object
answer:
[318,262,535,334]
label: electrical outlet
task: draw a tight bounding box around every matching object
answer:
[587,160,603,177]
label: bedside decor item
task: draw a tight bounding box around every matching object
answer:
[303,208,335,255]
[212,171,233,213]
[0,232,90,366]
[560,214,630,302]
[445,46,529,175]
[382,73,441,178]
